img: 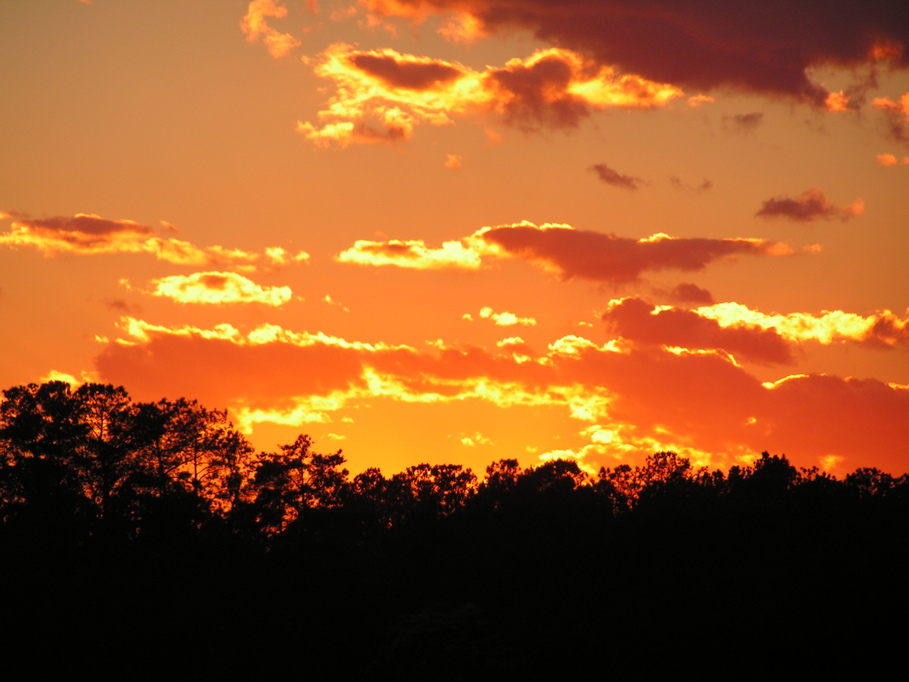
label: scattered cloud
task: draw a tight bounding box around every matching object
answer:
[590,163,645,190]
[756,187,864,222]
[298,44,682,146]
[444,154,462,169]
[0,212,309,272]
[146,271,294,306]
[240,0,302,59]
[460,431,493,447]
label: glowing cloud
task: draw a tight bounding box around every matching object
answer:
[876,152,909,166]
[240,0,301,59]
[148,272,294,306]
[687,94,714,107]
[0,212,309,272]
[336,238,484,269]
[695,302,909,349]
[298,44,682,146]
[755,188,864,222]
[601,296,794,365]
[873,92,909,140]
[478,307,536,327]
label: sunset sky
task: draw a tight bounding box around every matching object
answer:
[2,0,908,476]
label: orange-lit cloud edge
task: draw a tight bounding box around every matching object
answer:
[297,43,684,146]
[92,308,909,476]
[336,222,794,281]
[261,0,909,145]
[0,212,310,274]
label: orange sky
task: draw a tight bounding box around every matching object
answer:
[2,0,908,476]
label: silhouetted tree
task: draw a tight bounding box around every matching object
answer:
[251,434,348,534]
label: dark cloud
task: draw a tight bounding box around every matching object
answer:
[487,51,592,129]
[756,187,864,221]
[479,224,790,282]
[369,0,909,103]
[669,176,713,193]
[590,163,645,190]
[723,112,764,132]
[669,282,714,304]
[349,53,464,89]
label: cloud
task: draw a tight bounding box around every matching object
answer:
[873,92,909,140]
[876,152,909,166]
[298,44,682,146]
[668,176,713,194]
[146,272,294,306]
[0,212,310,272]
[335,221,792,282]
[359,0,909,104]
[696,301,909,349]
[590,163,645,190]
[335,222,791,282]
[240,0,302,58]
[476,222,792,283]
[478,306,536,327]
[755,187,865,221]
[602,297,909,362]
[601,296,794,365]
[444,154,462,169]
[723,112,763,132]
[668,283,714,304]
[336,238,484,269]
[687,94,714,108]
[94,317,909,473]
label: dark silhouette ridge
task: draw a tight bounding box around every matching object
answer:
[2,381,907,675]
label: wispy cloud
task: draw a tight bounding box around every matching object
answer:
[240,0,302,59]
[590,163,645,190]
[0,212,310,272]
[756,188,864,222]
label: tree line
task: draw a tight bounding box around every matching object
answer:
[1,380,907,546]
[2,381,907,676]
